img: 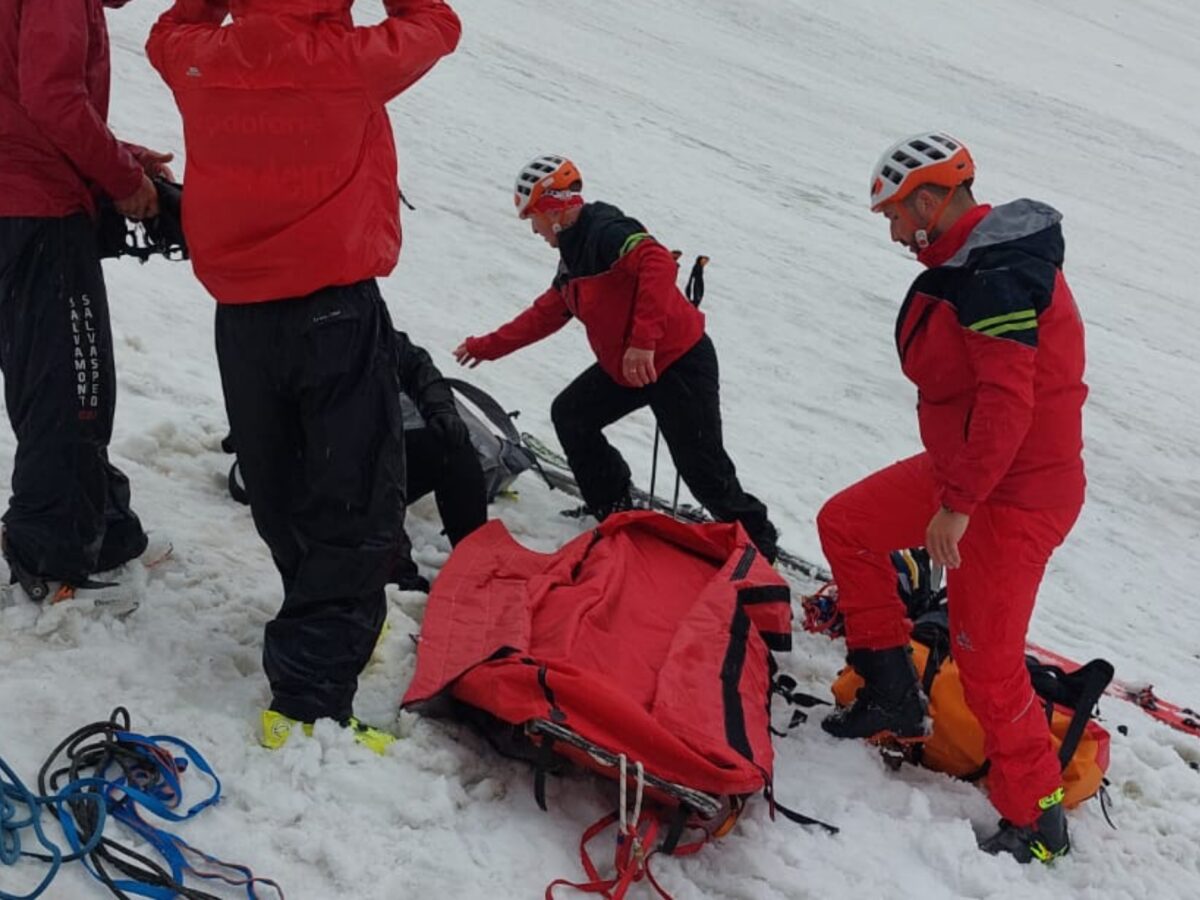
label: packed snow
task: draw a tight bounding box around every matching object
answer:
[3,0,1200,898]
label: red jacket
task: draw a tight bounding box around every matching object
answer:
[146,0,461,303]
[0,0,145,217]
[896,200,1087,514]
[466,202,705,386]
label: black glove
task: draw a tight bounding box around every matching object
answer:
[145,179,189,260]
[95,179,188,262]
[428,412,469,449]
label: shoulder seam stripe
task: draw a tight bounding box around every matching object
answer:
[980,320,1038,338]
[619,232,651,258]
[968,308,1036,332]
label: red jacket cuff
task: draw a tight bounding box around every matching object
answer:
[627,335,657,352]
[938,487,978,517]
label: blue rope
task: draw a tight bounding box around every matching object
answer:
[1,754,106,900]
[91,731,282,900]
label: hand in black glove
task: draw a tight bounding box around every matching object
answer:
[428,412,470,449]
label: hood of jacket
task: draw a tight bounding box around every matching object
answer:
[942,198,1065,271]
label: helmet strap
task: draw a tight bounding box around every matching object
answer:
[914,188,957,249]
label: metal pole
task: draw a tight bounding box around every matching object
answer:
[649,424,661,499]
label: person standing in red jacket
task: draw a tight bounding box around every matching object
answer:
[0,0,173,603]
[817,132,1088,863]
[146,0,461,752]
[455,156,778,562]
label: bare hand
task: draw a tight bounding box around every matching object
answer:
[622,346,657,387]
[138,148,176,181]
[114,175,159,220]
[453,339,482,369]
[926,506,970,569]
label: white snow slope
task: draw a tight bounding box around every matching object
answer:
[3,1,1200,898]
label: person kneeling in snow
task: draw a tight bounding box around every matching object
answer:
[454,156,778,562]
[389,332,488,591]
[818,132,1088,863]
[226,331,488,593]
[147,0,461,754]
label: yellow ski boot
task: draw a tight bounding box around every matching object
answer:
[260,710,313,750]
[260,710,396,755]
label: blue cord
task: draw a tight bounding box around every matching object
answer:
[1,753,106,900]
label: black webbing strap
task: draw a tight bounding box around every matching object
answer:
[537,665,567,724]
[1053,659,1115,769]
[921,643,947,697]
[765,785,839,836]
[530,659,568,813]
[533,735,557,812]
[1099,779,1117,830]
[659,804,691,856]
[771,674,831,734]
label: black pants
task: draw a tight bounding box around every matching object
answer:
[0,215,146,582]
[215,280,405,723]
[392,426,487,576]
[551,334,777,559]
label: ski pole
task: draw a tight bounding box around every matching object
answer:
[685,256,709,308]
[649,424,661,499]
[671,255,707,512]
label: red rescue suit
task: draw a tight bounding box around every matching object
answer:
[818,199,1087,826]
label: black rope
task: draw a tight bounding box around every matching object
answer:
[1098,780,1117,831]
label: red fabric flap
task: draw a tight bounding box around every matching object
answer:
[401,510,791,795]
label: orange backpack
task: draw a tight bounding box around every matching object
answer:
[832,607,1113,808]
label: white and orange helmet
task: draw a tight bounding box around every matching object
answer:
[514,155,583,218]
[869,132,975,212]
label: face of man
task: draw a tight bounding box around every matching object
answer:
[883,203,920,255]
[526,210,561,247]
[881,189,941,255]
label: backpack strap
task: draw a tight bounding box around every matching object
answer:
[1042,658,1115,768]
[444,378,525,445]
[763,783,839,835]
[910,608,951,696]
[770,673,831,735]
[533,735,557,813]
[659,804,691,856]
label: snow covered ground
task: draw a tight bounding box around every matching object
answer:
[4,0,1200,897]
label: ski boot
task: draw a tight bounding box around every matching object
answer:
[822,646,926,740]
[2,530,84,603]
[260,710,398,755]
[979,788,1070,863]
[561,488,635,522]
